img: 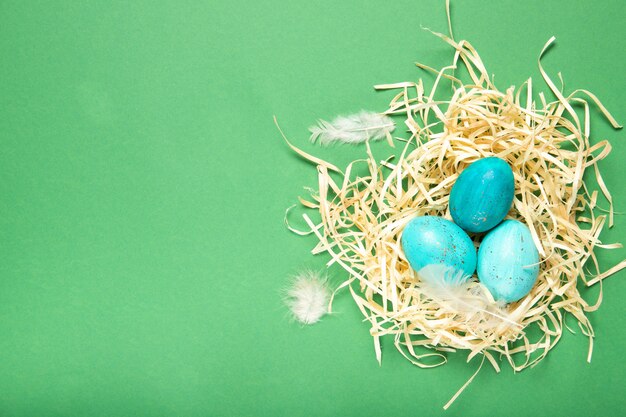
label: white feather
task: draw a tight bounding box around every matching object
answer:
[285,271,330,324]
[309,111,395,145]
[417,264,518,329]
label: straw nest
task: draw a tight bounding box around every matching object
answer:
[282,29,623,406]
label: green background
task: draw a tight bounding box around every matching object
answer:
[1,0,624,416]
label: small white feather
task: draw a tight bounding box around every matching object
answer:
[285,271,330,325]
[309,111,395,145]
[418,264,518,329]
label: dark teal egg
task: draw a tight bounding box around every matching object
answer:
[449,157,514,233]
[401,216,476,281]
[477,220,540,303]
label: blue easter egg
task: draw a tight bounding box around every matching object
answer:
[449,157,514,233]
[401,216,477,281]
[477,220,540,303]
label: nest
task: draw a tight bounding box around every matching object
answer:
[282,29,623,407]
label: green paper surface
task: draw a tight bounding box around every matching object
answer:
[1,1,624,415]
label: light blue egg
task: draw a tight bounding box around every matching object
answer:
[477,220,540,303]
[450,157,514,233]
[401,216,477,282]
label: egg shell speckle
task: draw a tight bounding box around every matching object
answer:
[401,216,477,281]
[477,219,540,303]
[450,157,515,233]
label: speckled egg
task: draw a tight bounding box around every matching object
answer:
[401,216,477,281]
[449,157,515,233]
[477,219,540,303]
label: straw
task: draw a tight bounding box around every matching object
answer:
[282,30,623,408]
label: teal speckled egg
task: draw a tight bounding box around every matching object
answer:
[477,220,540,303]
[449,157,514,233]
[401,216,476,282]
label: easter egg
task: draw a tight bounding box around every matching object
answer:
[449,157,515,233]
[477,219,540,303]
[401,216,477,282]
